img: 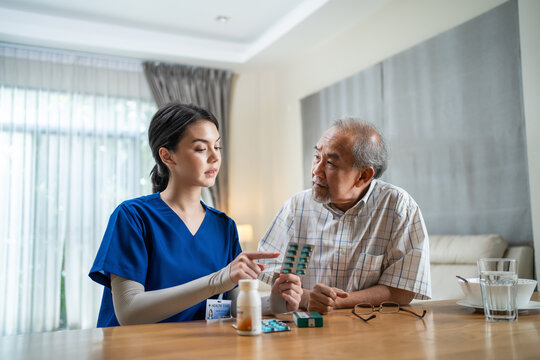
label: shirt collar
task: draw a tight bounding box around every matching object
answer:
[322,179,377,217]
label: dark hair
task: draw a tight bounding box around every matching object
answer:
[148,103,219,193]
[333,117,388,178]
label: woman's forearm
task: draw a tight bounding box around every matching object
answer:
[111,265,235,325]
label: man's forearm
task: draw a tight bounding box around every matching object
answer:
[336,285,415,309]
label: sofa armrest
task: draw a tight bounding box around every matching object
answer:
[504,246,534,279]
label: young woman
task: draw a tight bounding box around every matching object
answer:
[89,103,302,326]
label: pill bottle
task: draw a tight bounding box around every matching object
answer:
[236,279,261,336]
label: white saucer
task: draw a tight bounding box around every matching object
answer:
[456,300,540,310]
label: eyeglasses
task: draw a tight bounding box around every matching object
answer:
[352,302,427,322]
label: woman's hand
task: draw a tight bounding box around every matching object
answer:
[272,274,303,312]
[229,252,280,284]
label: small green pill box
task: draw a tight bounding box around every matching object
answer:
[293,312,323,328]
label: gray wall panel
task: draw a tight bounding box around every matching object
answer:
[301,63,383,187]
[299,1,532,245]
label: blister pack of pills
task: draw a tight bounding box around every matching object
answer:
[280,242,314,276]
[261,319,291,333]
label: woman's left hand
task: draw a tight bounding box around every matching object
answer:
[272,274,303,312]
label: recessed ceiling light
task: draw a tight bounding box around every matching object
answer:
[215,15,230,23]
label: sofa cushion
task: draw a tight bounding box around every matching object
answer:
[430,234,508,264]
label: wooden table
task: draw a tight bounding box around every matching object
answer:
[2,293,540,360]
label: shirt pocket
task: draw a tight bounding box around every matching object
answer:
[346,253,385,292]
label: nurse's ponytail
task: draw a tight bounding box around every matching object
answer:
[150,163,169,193]
[148,103,219,193]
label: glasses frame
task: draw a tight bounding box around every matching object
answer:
[352,301,427,322]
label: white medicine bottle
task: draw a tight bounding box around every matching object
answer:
[236,279,262,335]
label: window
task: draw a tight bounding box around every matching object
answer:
[0,45,156,334]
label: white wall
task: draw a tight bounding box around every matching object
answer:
[228,70,279,246]
[519,0,540,286]
[228,0,537,251]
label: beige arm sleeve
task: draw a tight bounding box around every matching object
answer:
[111,264,236,325]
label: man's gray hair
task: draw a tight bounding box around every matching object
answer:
[333,117,388,178]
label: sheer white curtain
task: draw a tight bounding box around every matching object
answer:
[0,44,156,335]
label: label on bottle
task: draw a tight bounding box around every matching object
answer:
[236,306,261,335]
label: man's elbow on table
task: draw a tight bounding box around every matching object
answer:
[335,284,417,309]
[387,286,416,305]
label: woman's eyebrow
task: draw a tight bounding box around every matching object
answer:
[192,136,221,144]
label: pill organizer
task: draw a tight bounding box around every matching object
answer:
[280,242,314,276]
[261,319,291,333]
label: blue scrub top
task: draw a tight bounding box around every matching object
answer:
[89,192,242,327]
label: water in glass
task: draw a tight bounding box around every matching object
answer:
[479,270,518,321]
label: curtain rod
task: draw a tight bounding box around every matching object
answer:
[0,41,144,64]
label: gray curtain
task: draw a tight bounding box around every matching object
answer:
[143,62,234,212]
[300,0,533,246]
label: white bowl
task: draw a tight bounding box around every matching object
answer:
[458,278,537,307]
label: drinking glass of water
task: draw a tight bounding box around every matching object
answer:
[477,258,518,322]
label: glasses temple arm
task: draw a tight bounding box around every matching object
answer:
[399,307,427,319]
[352,311,377,322]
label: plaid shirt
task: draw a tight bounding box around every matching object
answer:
[258,179,431,300]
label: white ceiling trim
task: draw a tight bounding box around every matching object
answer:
[0,7,246,63]
[243,0,328,61]
[0,0,329,64]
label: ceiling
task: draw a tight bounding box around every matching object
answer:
[0,0,392,67]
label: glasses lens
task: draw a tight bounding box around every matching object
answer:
[354,304,373,315]
[380,302,399,314]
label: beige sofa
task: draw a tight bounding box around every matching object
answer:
[259,234,535,300]
[429,234,535,300]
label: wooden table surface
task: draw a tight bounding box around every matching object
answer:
[2,293,540,360]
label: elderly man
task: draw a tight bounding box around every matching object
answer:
[258,118,431,313]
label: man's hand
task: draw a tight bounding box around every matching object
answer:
[307,283,349,314]
[229,252,280,284]
[272,274,303,312]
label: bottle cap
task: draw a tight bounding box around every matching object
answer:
[239,279,259,290]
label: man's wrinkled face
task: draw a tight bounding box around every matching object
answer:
[311,127,363,205]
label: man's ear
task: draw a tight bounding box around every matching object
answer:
[159,147,176,168]
[354,167,375,188]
